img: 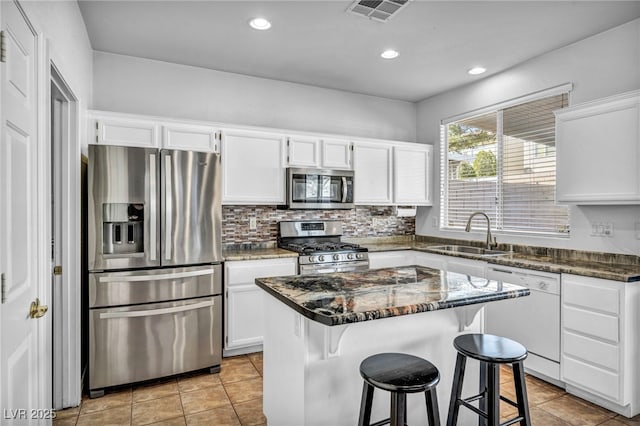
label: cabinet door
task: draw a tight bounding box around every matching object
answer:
[287,136,320,167]
[321,138,352,169]
[393,144,432,205]
[555,91,640,204]
[163,123,219,153]
[221,130,286,204]
[224,259,297,354]
[353,141,393,204]
[94,116,159,148]
[226,284,265,350]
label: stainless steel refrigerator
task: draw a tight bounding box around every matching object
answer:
[87,144,222,398]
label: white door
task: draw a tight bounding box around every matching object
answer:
[353,141,393,204]
[0,1,50,421]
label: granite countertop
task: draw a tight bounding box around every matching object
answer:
[222,244,298,261]
[255,265,529,326]
[350,238,640,282]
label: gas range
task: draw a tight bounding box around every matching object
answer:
[278,221,369,274]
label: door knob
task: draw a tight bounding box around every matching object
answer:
[29,298,48,319]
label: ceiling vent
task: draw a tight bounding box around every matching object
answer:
[347,0,411,22]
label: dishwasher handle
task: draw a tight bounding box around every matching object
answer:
[99,299,215,319]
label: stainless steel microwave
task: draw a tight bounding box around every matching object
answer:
[286,168,354,209]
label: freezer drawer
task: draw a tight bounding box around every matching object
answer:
[89,264,222,308]
[89,295,222,391]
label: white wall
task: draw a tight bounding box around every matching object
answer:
[92,51,417,142]
[416,18,640,254]
[21,1,93,108]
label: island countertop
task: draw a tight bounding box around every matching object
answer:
[255,265,529,326]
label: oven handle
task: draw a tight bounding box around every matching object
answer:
[341,177,347,202]
[99,299,215,319]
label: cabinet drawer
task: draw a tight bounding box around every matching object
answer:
[563,278,619,315]
[563,305,618,343]
[563,330,619,371]
[562,356,620,402]
[226,259,297,285]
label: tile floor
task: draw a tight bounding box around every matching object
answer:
[54,355,639,426]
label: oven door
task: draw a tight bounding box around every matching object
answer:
[300,260,369,275]
[288,168,354,209]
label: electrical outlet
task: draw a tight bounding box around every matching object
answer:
[372,218,383,228]
[635,221,640,239]
[590,221,613,237]
[249,217,257,230]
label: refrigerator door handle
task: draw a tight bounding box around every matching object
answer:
[98,299,215,319]
[97,268,215,283]
[164,154,173,260]
[149,153,157,261]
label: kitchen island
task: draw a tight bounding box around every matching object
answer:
[255,265,530,426]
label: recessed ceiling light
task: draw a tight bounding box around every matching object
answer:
[468,66,487,75]
[249,18,271,30]
[380,49,399,59]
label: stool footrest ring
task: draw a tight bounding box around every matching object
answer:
[499,395,519,408]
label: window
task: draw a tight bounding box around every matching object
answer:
[441,89,570,235]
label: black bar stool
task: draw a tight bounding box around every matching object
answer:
[358,352,441,426]
[446,334,531,426]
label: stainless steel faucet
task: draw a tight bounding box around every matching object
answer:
[465,212,497,249]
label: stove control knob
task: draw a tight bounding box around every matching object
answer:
[308,256,315,263]
[333,254,340,261]
[356,253,364,259]
[318,255,325,262]
[347,253,354,260]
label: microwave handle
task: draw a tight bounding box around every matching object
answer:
[342,177,347,202]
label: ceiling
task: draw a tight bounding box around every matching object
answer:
[77,1,640,102]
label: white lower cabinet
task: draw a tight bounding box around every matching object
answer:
[368,250,487,278]
[224,258,297,356]
[561,274,640,416]
[368,250,416,269]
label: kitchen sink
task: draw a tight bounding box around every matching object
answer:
[427,245,509,257]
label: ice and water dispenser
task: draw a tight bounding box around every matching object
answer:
[102,203,144,255]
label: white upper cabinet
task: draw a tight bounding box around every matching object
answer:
[555,90,640,204]
[162,123,220,153]
[393,144,432,205]
[287,135,321,167]
[221,129,287,204]
[91,114,159,148]
[287,136,352,169]
[353,141,393,205]
[321,138,352,169]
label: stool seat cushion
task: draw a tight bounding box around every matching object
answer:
[453,333,527,363]
[359,353,440,393]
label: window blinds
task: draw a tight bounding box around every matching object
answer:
[441,92,569,235]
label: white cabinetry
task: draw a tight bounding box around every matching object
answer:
[368,251,415,269]
[287,135,320,167]
[89,111,220,152]
[224,258,297,356]
[91,114,159,148]
[560,274,640,415]
[221,129,287,204]
[162,122,219,153]
[287,136,352,169]
[393,144,432,205]
[321,138,352,169]
[353,141,393,205]
[555,90,640,204]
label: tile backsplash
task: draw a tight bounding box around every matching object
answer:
[222,205,415,244]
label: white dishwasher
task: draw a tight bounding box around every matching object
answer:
[485,265,562,384]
